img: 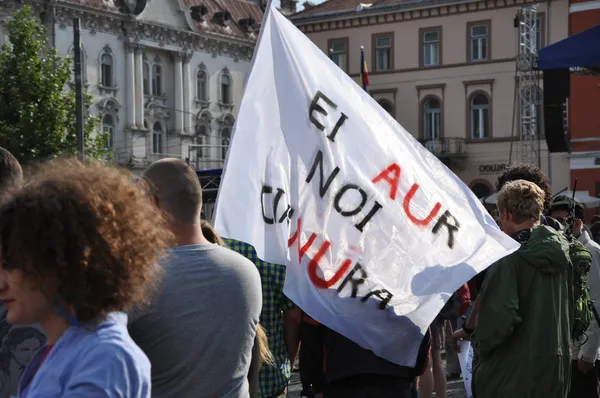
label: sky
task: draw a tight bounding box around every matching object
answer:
[273,0,327,11]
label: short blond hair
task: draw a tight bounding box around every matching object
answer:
[497,179,545,224]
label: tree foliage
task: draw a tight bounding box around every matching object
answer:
[0,5,107,165]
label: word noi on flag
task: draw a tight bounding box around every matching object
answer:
[213,5,518,366]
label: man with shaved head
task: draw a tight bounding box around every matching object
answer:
[129,158,262,398]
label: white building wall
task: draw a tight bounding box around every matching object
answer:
[53,23,252,171]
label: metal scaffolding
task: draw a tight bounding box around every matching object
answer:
[516,5,541,166]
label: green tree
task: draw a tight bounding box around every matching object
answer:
[0,5,107,165]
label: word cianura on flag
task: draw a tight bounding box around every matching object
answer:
[213,5,519,367]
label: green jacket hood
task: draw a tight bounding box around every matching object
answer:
[517,225,570,274]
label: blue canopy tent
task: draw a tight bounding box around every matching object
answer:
[538,24,600,72]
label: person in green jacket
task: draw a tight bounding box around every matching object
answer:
[472,179,573,398]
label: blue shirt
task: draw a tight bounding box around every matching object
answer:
[15,312,150,398]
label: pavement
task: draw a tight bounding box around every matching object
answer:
[286,354,467,398]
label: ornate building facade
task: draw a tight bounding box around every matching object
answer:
[0,0,264,172]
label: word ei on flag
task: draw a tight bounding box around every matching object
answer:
[213,5,519,367]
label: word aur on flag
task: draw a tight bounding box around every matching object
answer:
[213,5,518,367]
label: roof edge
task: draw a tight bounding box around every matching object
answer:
[291,0,487,24]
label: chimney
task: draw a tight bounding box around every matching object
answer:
[279,0,298,15]
[303,1,316,10]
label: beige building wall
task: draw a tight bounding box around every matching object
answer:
[294,0,570,196]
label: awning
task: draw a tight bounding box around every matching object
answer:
[538,24,600,71]
[552,190,600,208]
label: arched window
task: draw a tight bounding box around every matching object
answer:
[152,64,162,96]
[220,70,232,105]
[378,100,394,116]
[101,53,113,87]
[143,62,150,95]
[192,124,208,170]
[195,124,208,160]
[152,122,164,154]
[470,93,490,139]
[423,97,441,140]
[197,66,208,101]
[102,114,114,148]
[221,127,231,160]
[470,181,492,199]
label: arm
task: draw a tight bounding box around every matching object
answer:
[579,318,600,364]
[473,259,522,358]
[465,295,480,330]
[452,293,480,350]
[65,343,149,397]
[247,332,261,398]
[579,246,600,363]
[283,308,302,366]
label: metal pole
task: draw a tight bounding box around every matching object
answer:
[73,18,84,161]
[546,2,553,186]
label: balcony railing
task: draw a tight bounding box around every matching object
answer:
[422,138,467,158]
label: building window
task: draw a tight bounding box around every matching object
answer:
[152,122,164,154]
[470,93,490,139]
[221,127,231,160]
[100,53,113,87]
[373,34,393,72]
[220,70,232,105]
[328,38,348,72]
[143,62,150,95]
[423,97,441,140]
[378,100,394,117]
[468,22,490,62]
[421,29,441,67]
[535,14,545,51]
[102,114,114,148]
[195,124,207,160]
[197,67,208,101]
[152,64,162,96]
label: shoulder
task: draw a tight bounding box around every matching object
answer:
[76,318,150,373]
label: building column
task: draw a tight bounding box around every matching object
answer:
[125,43,136,129]
[182,54,192,135]
[134,45,144,128]
[174,53,184,134]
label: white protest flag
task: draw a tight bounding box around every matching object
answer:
[213,4,519,366]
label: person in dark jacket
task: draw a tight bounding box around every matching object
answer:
[453,164,564,347]
[472,180,573,398]
[299,313,429,398]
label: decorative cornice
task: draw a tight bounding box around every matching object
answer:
[49,3,254,62]
[295,0,538,33]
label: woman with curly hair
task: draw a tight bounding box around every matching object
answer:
[0,159,172,397]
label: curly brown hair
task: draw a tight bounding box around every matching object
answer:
[0,158,173,322]
[496,164,552,213]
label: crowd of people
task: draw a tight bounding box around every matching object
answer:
[0,145,600,398]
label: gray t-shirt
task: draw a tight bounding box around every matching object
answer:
[128,244,262,398]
